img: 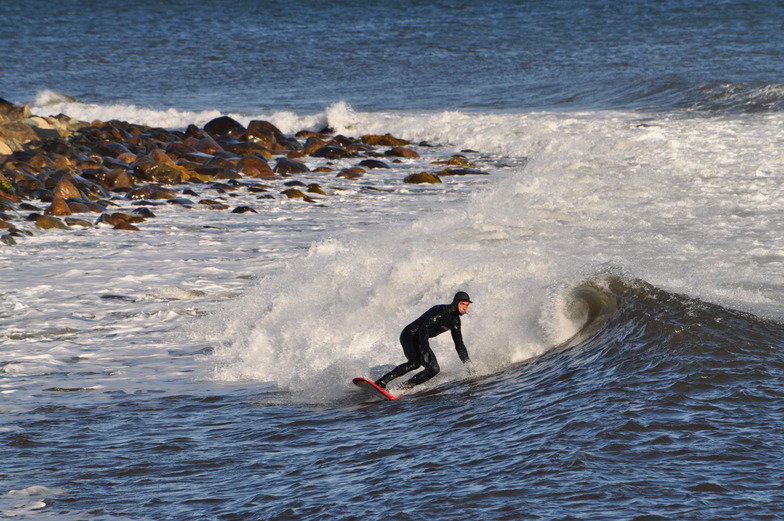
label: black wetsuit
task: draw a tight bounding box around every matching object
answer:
[376,301,470,388]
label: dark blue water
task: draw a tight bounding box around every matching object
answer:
[4,0,784,113]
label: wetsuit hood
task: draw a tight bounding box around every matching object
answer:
[452,291,472,305]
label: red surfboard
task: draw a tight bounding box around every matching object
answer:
[352,377,398,401]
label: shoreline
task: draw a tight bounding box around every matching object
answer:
[0,98,487,245]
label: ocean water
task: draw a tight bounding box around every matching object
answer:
[2,0,784,519]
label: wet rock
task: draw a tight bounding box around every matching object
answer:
[191,135,223,154]
[337,167,366,180]
[133,207,156,219]
[436,167,489,176]
[361,133,409,147]
[0,121,39,146]
[359,159,391,169]
[198,199,229,209]
[36,214,68,229]
[232,205,257,214]
[106,170,134,189]
[0,172,17,203]
[312,145,353,160]
[127,185,177,200]
[281,188,306,199]
[0,98,31,121]
[113,222,139,231]
[303,136,327,156]
[307,183,328,196]
[65,217,93,227]
[385,146,420,159]
[295,130,322,139]
[45,198,72,216]
[133,161,185,184]
[53,177,81,200]
[246,120,286,145]
[447,154,475,167]
[404,172,441,184]
[98,212,145,226]
[274,157,309,175]
[237,156,274,178]
[204,116,246,138]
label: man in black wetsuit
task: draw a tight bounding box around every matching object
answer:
[375,291,472,389]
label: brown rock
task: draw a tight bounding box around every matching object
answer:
[337,167,366,180]
[45,198,72,216]
[242,126,275,149]
[0,99,31,121]
[237,156,273,178]
[404,172,441,184]
[198,199,229,209]
[385,146,420,159]
[65,217,93,227]
[447,154,475,167]
[312,145,353,160]
[307,183,328,196]
[36,215,68,230]
[204,116,246,138]
[436,167,489,176]
[0,121,39,145]
[0,172,17,203]
[295,130,322,139]
[150,148,175,165]
[361,133,409,146]
[133,161,184,184]
[303,136,327,156]
[113,222,140,231]
[106,169,134,189]
[274,157,309,175]
[53,177,82,200]
[247,120,286,143]
[281,188,306,199]
[192,136,223,154]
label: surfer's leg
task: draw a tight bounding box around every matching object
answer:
[405,348,440,387]
[376,361,419,388]
[375,331,421,388]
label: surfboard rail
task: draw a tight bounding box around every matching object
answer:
[352,377,398,401]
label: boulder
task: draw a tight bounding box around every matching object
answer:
[385,146,420,159]
[237,156,273,178]
[361,133,409,146]
[53,177,82,200]
[312,145,353,159]
[45,198,72,216]
[36,215,68,229]
[359,159,391,169]
[404,172,441,184]
[0,121,39,145]
[274,157,309,175]
[204,116,246,138]
[113,222,140,231]
[337,167,366,180]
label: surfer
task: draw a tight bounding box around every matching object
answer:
[375,291,472,389]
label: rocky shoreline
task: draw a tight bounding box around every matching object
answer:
[0,98,488,246]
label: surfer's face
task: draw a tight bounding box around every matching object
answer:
[457,301,470,315]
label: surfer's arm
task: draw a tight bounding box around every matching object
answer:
[451,325,470,363]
